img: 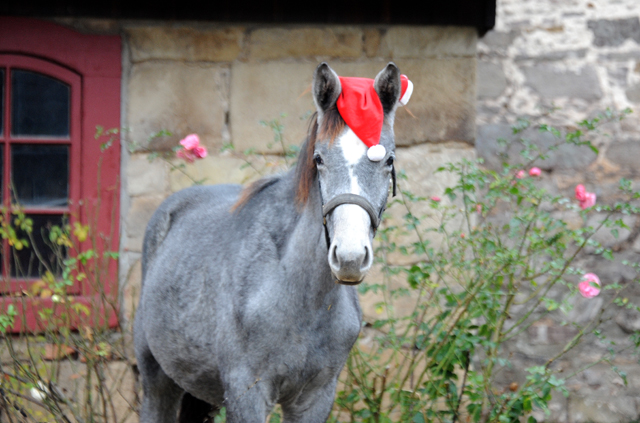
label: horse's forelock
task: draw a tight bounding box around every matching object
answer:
[295,109,345,207]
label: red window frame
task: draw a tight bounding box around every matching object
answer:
[0,17,121,332]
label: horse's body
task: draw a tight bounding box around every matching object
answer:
[135,63,404,423]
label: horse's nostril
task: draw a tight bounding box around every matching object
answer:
[360,245,372,272]
[330,244,340,267]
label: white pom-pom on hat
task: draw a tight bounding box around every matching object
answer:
[367,145,387,162]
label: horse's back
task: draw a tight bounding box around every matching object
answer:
[141,184,242,282]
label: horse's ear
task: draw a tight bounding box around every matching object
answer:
[374,62,402,116]
[312,63,342,117]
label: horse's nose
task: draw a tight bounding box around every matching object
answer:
[328,243,373,282]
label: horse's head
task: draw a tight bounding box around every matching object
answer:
[304,62,404,284]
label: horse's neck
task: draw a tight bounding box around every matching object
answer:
[278,174,336,296]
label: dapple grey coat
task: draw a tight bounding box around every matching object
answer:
[134,62,403,423]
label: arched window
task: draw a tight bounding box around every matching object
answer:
[1,55,81,286]
[0,18,121,331]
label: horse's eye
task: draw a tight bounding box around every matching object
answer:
[314,155,324,166]
[386,156,394,166]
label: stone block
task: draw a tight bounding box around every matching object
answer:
[124,194,167,253]
[587,17,640,47]
[527,319,580,345]
[477,61,507,98]
[476,124,597,171]
[126,153,169,197]
[376,26,477,58]
[121,258,141,334]
[247,27,362,60]
[363,28,382,57]
[380,59,476,145]
[229,61,317,154]
[626,84,640,103]
[514,49,587,62]
[569,395,639,423]
[128,61,229,152]
[606,140,640,170]
[127,26,243,62]
[480,30,519,50]
[168,155,264,192]
[522,65,602,100]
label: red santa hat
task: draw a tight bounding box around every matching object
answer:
[336,74,413,161]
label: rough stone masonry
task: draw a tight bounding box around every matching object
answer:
[477,0,640,421]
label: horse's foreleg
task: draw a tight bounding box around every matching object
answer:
[223,373,271,423]
[280,379,338,423]
[135,317,185,423]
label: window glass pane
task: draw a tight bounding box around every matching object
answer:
[0,69,4,136]
[11,214,65,279]
[12,144,68,207]
[11,70,70,137]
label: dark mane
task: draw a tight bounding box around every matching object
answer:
[295,107,344,206]
[233,107,345,211]
[230,176,281,212]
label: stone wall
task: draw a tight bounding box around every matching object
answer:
[477,1,640,421]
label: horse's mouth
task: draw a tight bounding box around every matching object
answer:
[334,278,364,286]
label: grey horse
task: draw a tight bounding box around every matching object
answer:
[134,62,403,423]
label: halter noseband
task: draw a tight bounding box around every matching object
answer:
[319,165,397,250]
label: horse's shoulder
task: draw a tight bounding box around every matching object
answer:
[142,184,242,276]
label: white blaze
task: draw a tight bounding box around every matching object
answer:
[338,128,367,195]
[329,128,373,282]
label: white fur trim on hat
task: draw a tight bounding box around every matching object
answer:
[399,79,413,106]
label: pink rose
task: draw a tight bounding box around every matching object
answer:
[177,134,207,162]
[575,184,586,202]
[180,134,200,150]
[430,196,441,202]
[476,204,482,214]
[580,192,596,210]
[516,170,526,179]
[529,167,541,177]
[176,149,196,163]
[578,273,601,298]
[575,184,596,209]
[193,146,208,159]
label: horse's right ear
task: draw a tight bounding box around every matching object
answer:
[312,63,341,118]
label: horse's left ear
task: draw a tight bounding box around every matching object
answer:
[374,63,402,115]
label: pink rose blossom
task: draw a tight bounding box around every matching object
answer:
[578,273,601,298]
[476,204,482,214]
[180,134,200,150]
[176,149,196,163]
[516,170,526,179]
[193,146,208,158]
[575,184,596,209]
[580,192,596,210]
[430,196,441,202]
[176,134,207,162]
[529,167,541,177]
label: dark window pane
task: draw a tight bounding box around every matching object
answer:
[11,214,65,278]
[0,69,4,136]
[12,144,68,207]
[11,70,70,137]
